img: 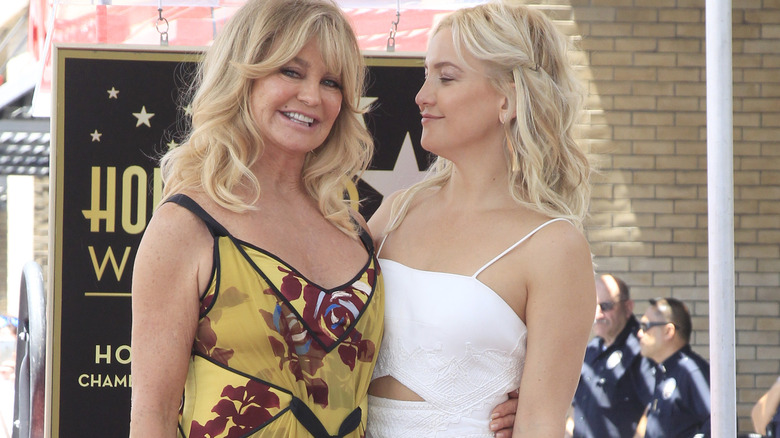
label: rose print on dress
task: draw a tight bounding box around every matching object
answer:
[305,289,362,343]
[194,287,250,366]
[337,332,376,371]
[258,265,378,407]
[261,298,330,406]
[194,316,235,366]
[188,379,281,438]
[275,266,374,349]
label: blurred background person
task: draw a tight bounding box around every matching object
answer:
[568,274,654,438]
[0,314,17,438]
[637,297,710,438]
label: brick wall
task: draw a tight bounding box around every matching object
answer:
[531,0,779,433]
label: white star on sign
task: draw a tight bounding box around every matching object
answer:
[90,130,102,142]
[107,87,119,99]
[361,132,427,198]
[133,106,155,127]
[167,140,179,149]
[358,96,377,129]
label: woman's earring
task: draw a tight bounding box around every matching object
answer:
[506,131,520,173]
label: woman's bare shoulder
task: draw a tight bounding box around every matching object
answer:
[523,218,594,300]
[134,194,217,301]
[512,214,586,250]
[366,190,403,241]
[141,194,215,260]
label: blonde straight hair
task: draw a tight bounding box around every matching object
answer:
[161,0,373,237]
[386,1,591,233]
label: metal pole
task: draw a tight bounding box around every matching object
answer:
[705,0,735,437]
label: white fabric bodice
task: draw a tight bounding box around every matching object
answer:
[368,218,566,436]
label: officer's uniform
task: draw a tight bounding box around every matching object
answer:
[644,344,711,438]
[768,407,780,437]
[572,316,655,438]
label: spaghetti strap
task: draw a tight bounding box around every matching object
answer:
[376,210,404,258]
[165,194,230,237]
[472,217,570,278]
[377,234,390,258]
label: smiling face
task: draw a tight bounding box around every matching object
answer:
[249,38,343,159]
[414,27,507,159]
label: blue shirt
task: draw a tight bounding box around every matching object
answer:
[768,405,780,436]
[644,344,711,438]
[572,316,655,438]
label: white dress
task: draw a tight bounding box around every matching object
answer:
[366,218,567,437]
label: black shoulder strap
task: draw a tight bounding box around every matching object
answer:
[165,194,230,237]
[358,226,374,255]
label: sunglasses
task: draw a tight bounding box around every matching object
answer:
[597,300,625,312]
[640,321,671,332]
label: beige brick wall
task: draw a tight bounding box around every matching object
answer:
[531,0,779,433]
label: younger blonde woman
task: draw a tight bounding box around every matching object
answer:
[366,2,596,436]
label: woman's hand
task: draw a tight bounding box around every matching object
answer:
[490,389,519,437]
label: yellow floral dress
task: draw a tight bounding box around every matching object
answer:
[169,195,384,438]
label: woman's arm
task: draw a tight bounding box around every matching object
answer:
[129,203,212,437]
[512,222,595,437]
[752,378,780,434]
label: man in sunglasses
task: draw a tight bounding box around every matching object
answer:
[638,297,710,438]
[569,274,655,438]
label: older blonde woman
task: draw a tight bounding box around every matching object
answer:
[130,0,383,436]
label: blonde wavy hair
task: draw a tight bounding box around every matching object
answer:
[161,0,373,237]
[387,1,591,232]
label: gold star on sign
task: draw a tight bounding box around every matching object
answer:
[133,106,155,127]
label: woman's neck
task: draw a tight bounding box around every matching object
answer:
[439,156,515,211]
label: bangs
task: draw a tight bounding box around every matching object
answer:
[268,15,356,82]
[314,19,363,107]
[317,33,347,80]
[237,2,362,109]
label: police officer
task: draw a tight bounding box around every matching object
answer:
[639,297,710,438]
[570,274,655,438]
